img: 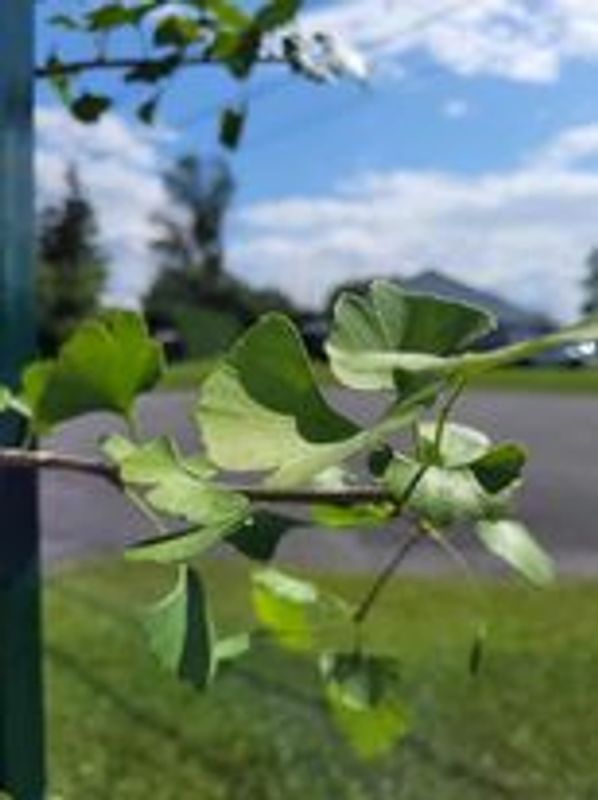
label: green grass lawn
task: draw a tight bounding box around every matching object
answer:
[471,366,598,394]
[46,558,598,799]
[160,358,598,395]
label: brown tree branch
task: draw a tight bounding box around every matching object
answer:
[35,53,284,79]
[0,448,394,506]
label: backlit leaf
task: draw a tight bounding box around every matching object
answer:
[29,310,163,432]
[312,503,395,529]
[476,519,554,586]
[142,566,215,689]
[320,652,409,758]
[326,281,495,390]
[197,314,364,487]
[198,313,424,487]
[252,568,318,651]
[418,422,491,468]
[327,281,598,385]
[385,457,509,528]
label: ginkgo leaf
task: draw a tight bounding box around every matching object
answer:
[326,280,598,387]
[418,422,491,468]
[142,566,215,690]
[320,652,410,758]
[127,519,242,564]
[252,569,319,652]
[470,443,527,494]
[103,434,249,546]
[385,457,511,528]
[326,281,495,390]
[28,310,163,432]
[476,519,554,586]
[197,313,424,488]
[196,314,368,487]
[251,568,348,652]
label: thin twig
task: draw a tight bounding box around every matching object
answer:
[0,448,121,485]
[0,448,395,505]
[35,52,284,79]
[352,526,422,625]
[433,376,467,455]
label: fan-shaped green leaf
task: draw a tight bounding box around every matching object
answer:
[196,314,369,486]
[327,282,598,386]
[28,310,163,432]
[320,652,409,758]
[470,443,527,494]
[385,457,510,528]
[104,434,249,544]
[252,568,319,652]
[326,281,495,390]
[252,568,348,652]
[197,313,426,487]
[142,566,215,690]
[418,422,491,467]
[476,520,554,586]
[127,517,243,564]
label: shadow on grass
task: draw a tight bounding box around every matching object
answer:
[46,624,514,798]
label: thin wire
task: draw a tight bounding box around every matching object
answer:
[166,0,477,138]
[238,0,479,152]
[241,60,446,153]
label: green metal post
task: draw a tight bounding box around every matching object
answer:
[0,1,46,797]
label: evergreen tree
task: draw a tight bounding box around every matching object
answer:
[145,154,295,358]
[37,165,107,354]
[150,154,234,282]
[582,248,598,316]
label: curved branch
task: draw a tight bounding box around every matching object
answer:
[352,525,422,625]
[0,448,394,506]
[0,448,121,485]
[35,53,284,79]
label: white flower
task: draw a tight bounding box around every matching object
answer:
[314,33,370,83]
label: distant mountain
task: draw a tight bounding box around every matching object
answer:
[404,270,554,331]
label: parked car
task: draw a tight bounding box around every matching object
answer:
[528,341,597,369]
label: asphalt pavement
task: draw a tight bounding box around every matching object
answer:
[42,390,598,575]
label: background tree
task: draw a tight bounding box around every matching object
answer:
[151,155,234,280]
[581,248,598,316]
[145,154,295,358]
[37,165,107,354]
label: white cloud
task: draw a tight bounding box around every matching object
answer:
[442,98,470,118]
[531,124,598,168]
[35,107,598,323]
[300,0,598,83]
[230,122,598,321]
[35,107,171,305]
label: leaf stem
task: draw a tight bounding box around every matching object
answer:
[433,377,466,456]
[126,412,143,444]
[126,488,168,535]
[352,526,422,625]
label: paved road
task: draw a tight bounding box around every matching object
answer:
[42,390,598,575]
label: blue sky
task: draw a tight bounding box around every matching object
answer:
[36,1,598,319]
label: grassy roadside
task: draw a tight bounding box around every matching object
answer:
[159,358,334,391]
[160,357,598,395]
[47,558,598,798]
[470,366,598,394]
